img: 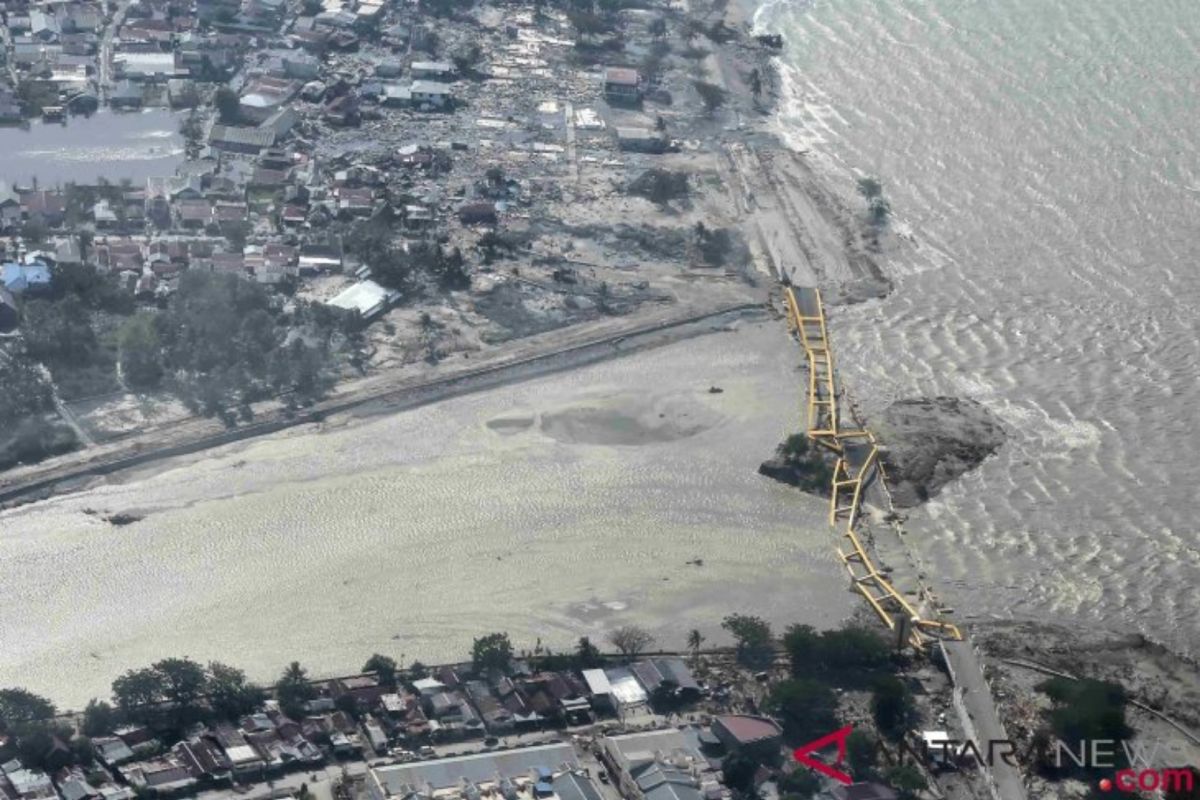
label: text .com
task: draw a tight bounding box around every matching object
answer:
[1100,768,1194,793]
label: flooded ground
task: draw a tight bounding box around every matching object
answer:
[764,0,1200,655]
[0,321,853,709]
[0,109,183,185]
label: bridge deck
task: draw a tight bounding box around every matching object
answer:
[783,286,961,649]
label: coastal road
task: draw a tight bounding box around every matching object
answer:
[943,640,1029,800]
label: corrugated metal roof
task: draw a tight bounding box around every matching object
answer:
[372,742,578,794]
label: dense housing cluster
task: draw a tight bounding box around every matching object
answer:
[0,0,780,475]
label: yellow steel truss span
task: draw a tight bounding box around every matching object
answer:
[784,286,962,649]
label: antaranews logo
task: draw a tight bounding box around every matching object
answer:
[792,725,854,786]
[791,725,1198,794]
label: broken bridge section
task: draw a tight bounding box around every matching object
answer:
[782,285,961,650]
[782,283,1027,800]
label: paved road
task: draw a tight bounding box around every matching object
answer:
[943,640,1029,800]
[98,0,134,102]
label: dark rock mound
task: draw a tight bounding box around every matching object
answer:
[758,433,834,497]
[875,396,1006,507]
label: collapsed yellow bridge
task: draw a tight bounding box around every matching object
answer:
[783,286,962,650]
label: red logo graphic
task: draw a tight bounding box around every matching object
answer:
[793,725,854,785]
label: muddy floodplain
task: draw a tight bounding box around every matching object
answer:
[0,322,853,708]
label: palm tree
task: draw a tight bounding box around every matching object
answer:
[687,629,705,659]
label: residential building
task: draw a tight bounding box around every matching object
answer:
[1,262,52,295]
[601,730,726,800]
[118,756,198,794]
[630,658,701,701]
[409,80,451,108]
[0,183,22,228]
[603,67,641,104]
[1,759,57,800]
[366,743,582,800]
[410,60,454,80]
[208,125,277,155]
[600,666,648,716]
[458,201,497,225]
[710,716,782,761]
[615,127,668,154]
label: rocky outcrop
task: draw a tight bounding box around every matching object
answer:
[875,396,1006,507]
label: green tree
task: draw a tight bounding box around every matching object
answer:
[0,361,54,424]
[575,637,603,669]
[1038,677,1131,770]
[721,752,759,793]
[722,614,773,666]
[334,693,360,720]
[208,662,266,721]
[782,624,821,676]
[846,729,878,779]
[214,87,240,123]
[871,675,913,739]
[693,80,727,115]
[767,679,839,744]
[180,110,205,158]
[777,767,820,799]
[69,735,95,765]
[81,699,120,737]
[118,313,164,390]
[111,668,165,721]
[607,625,655,659]
[821,627,891,675]
[472,633,514,674]
[0,689,56,730]
[883,764,926,800]
[783,624,891,685]
[153,658,208,721]
[15,723,75,771]
[363,654,398,688]
[687,629,705,659]
[49,261,132,314]
[22,297,96,365]
[276,662,315,720]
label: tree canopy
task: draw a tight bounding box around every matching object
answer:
[575,637,603,669]
[276,661,316,720]
[0,688,56,731]
[766,679,839,745]
[783,624,892,685]
[607,625,655,659]
[363,654,398,688]
[472,633,514,674]
[721,614,774,666]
